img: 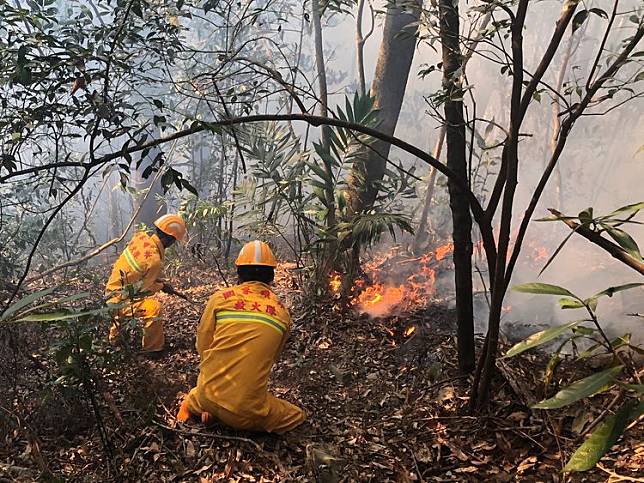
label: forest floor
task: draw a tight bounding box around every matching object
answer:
[1,262,642,482]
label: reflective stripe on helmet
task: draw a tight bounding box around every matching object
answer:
[254,240,262,264]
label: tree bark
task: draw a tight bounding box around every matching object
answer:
[311,0,337,233]
[439,0,475,373]
[347,0,421,217]
[134,126,166,227]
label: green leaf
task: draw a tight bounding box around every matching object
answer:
[578,207,594,225]
[512,282,575,297]
[564,400,643,472]
[588,8,608,19]
[15,307,112,322]
[590,283,644,299]
[603,227,643,261]
[504,320,584,358]
[558,297,585,309]
[532,366,623,409]
[1,287,57,320]
[572,10,589,32]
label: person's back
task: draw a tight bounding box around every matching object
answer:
[178,241,305,433]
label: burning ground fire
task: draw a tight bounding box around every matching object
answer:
[330,242,455,319]
[329,236,550,320]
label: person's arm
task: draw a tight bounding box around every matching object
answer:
[273,309,292,363]
[142,257,164,293]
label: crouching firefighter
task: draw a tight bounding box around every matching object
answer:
[105,214,187,352]
[177,241,306,433]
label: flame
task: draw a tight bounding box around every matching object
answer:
[435,242,454,261]
[351,242,454,318]
[404,325,417,337]
[329,272,342,294]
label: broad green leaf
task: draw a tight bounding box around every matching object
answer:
[564,400,643,472]
[572,10,589,32]
[19,292,92,317]
[605,201,644,219]
[571,326,596,336]
[532,365,623,409]
[558,297,585,309]
[590,283,644,299]
[16,307,111,322]
[512,282,575,297]
[504,320,584,358]
[603,226,643,261]
[1,287,56,320]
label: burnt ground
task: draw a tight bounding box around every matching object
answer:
[1,264,642,482]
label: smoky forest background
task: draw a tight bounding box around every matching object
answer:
[1,0,643,481]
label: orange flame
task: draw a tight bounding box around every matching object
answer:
[329,272,342,294]
[352,242,454,317]
[435,242,454,261]
[404,325,417,337]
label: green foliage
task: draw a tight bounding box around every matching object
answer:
[564,400,643,472]
[511,279,643,472]
[537,202,644,274]
[338,212,413,248]
[532,366,623,409]
[504,320,587,358]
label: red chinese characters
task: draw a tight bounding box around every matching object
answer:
[234,300,245,310]
[223,290,235,300]
[265,305,276,316]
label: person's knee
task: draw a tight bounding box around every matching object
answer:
[145,299,162,318]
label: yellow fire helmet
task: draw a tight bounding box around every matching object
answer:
[153,214,187,241]
[235,240,278,267]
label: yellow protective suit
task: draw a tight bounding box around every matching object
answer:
[181,281,305,433]
[105,231,165,352]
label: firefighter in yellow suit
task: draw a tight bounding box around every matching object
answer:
[177,241,306,433]
[105,214,186,352]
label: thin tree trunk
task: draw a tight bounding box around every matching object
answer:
[439,0,475,373]
[549,32,576,211]
[347,0,421,217]
[356,0,367,95]
[311,0,336,233]
[355,0,374,95]
[135,126,166,227]
[412,126,445,254]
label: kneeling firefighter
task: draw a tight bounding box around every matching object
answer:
[177,240,306,433]
[105,214,186,352]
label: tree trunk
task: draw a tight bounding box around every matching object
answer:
[347,0,421,217]
[311,0,336,233]
[439,0,475,373]
[134,126,166,227]
[412,126,446,254]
